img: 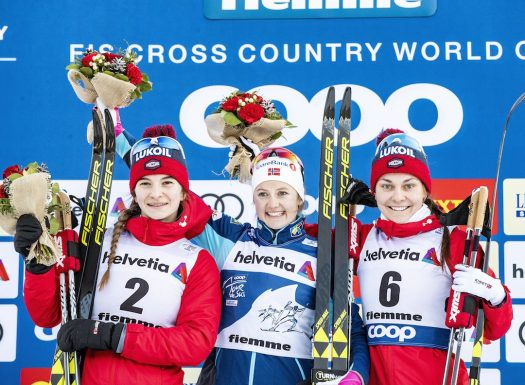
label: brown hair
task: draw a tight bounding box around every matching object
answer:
[98,200,141,289]
[425,197,450,268]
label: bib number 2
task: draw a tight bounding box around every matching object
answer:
[120,277,149,314]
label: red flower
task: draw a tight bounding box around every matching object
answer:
[238,104,265,125]
[103,52,121,61]
[81,52,98,67]
[126,64,142,85]
[221,97,239,112]
[0,185,6,198]
[3,165,22,179]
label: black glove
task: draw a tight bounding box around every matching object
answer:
[14,214,53,274]
[14,214,42,257]
[57,319,125,353]
[340,178,377,207]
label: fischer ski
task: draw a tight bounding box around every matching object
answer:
[77,108,115,320]
[332,87,352,372]
[312,86,353,384]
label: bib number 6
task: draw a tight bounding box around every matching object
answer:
[379,271,401,307]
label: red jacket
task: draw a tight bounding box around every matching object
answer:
[350,214,512,385]
[24,191,222,385]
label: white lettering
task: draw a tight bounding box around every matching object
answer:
[368,324,416,342]
[221,0,422,10]
[0,26,8,40]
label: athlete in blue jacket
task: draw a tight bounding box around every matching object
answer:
[116,127,369,385]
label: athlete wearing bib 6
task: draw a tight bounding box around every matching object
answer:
[16,125,221,385]
[346,129,513,385]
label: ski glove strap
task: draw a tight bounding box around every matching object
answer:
[452,264,506,306]
[340,178,377,207]
[439,194,491,238]
[57,319,125,353]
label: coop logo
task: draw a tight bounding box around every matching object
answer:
[368,324,416,342]
[205,0,437,19]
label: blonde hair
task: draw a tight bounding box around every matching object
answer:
[98,200,141,289]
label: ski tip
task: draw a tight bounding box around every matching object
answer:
[324,87,336,119]
[341,87,352,119]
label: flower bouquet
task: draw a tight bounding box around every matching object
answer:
[66,48,153,143]
[66,48,152,107]
[205,90,294,182]
[0,163,62,265]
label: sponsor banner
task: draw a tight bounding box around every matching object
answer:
[503,179,525,235]
[506,305,525,363]
[504,242,525,299]
[0,304,17,362]
[431,179,497,234]
[204,0,438,19]
[0,243,19,299]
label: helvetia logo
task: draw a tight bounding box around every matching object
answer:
[298,261,315,281]
[204,0,436,20]
[172,263,188,283]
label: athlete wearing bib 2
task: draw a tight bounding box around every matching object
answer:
[16,126,221,385]
[344,129,512,385]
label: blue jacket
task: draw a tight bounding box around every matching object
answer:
[193,212,369,385]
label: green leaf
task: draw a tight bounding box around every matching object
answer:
[142,73,150,82]
[66,64,82,70]
[79,66,94,78]
[269,132,283,141]
[139,81,152,93]
[48,217,59,235]
[114,73,129,82]
[51,182,60,194]
[7,173,22,182]
[220,111,243,127]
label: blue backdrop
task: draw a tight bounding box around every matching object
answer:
[1,1,524,384]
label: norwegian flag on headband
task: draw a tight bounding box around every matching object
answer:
[268,168,281,176]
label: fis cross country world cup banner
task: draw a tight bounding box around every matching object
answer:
[1,1,525,384]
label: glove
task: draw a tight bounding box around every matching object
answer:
[14,214,43,257]
[321,370,364,385]
[229,136,260,161]
[57,319,125,353]
[15,215,53,274]
[340,178,377,207]
[452,264,506,306]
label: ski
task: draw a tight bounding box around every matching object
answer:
[50,192,81,385]
[331,87,352,372]
[312,86,337,383]
[77,108,115,320]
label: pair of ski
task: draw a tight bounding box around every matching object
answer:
[50,108,116,385]
[312,86,354,383]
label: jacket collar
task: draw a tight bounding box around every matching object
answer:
[375,205,442,238]
[125,191,212,246]
[257,215,306,245]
